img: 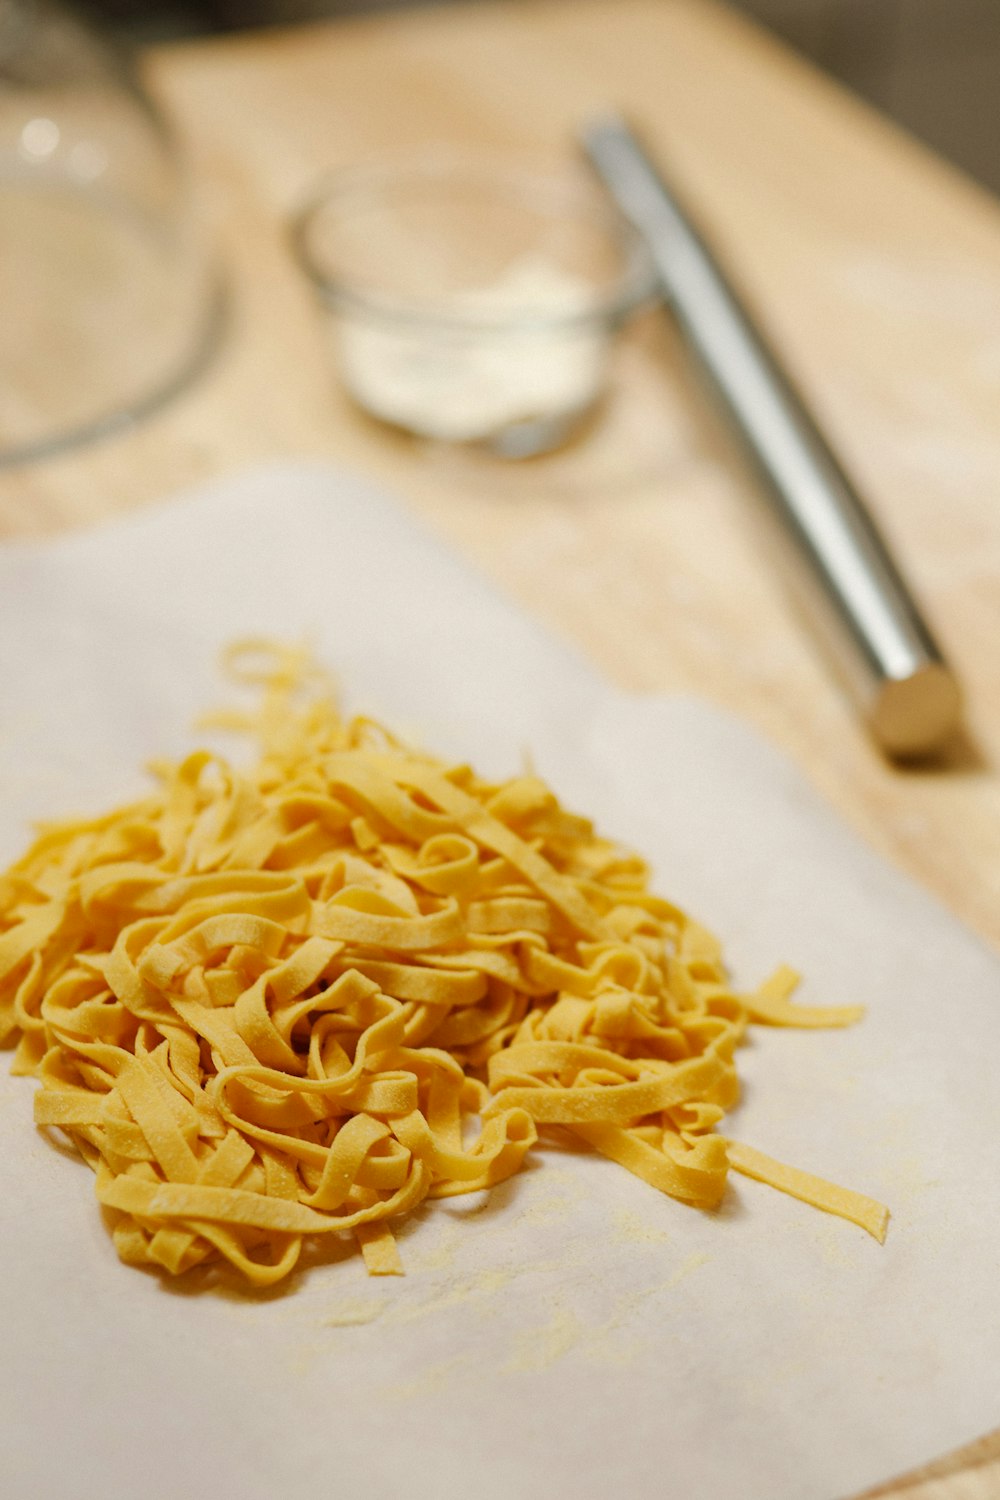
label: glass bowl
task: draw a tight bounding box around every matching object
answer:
[291,152,653,457]
[0,0,222,466]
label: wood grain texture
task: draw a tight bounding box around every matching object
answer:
[2,2,1000,1493]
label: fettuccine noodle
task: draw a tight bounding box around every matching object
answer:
[0,643,887,1287]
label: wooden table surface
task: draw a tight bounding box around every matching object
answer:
[3,0,1000,1492]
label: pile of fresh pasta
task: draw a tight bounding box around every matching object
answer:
[0,644,887,1287]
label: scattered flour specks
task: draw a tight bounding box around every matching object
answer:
[612,1205,671,1246]
[322,1297,388,1327]
[410,1220,464,1273]
[666,1251,710,1289]
[503,1307,585,1373]
[512,1172,584,1230]
[382,1355,472,1402]
[390,1269,514,1326]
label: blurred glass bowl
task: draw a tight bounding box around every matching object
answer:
[292,152,652,457]
[0,0,222,466]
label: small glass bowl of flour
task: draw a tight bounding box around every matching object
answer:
[292,153,652,456]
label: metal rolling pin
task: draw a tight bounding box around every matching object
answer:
[582,115,962,757]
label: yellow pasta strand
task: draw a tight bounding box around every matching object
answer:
[355,1220,405,1276]
[0,642,888,1288]
[745,964,865,1028]
[726,1142,889,1243]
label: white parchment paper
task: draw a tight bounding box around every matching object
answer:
[1,463,998,1500]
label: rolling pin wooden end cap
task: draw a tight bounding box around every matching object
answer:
[869,663,963,758]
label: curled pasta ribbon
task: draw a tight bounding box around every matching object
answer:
[0,644,887,1288]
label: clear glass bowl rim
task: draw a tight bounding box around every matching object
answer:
[290,151,655,334]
